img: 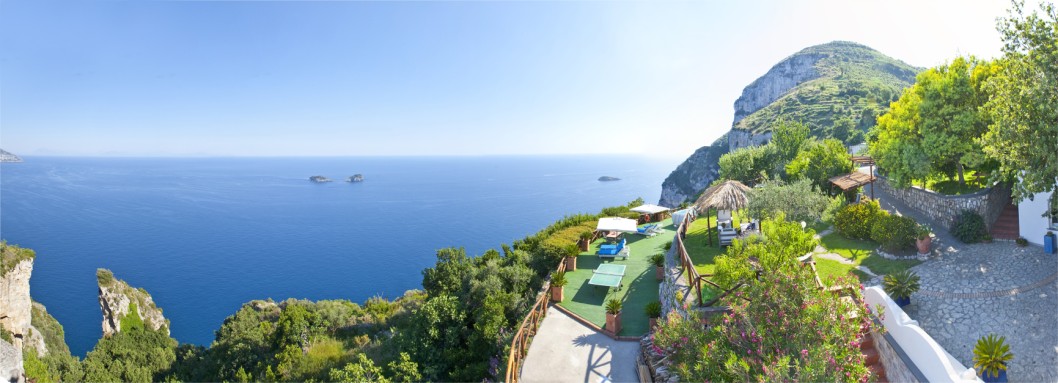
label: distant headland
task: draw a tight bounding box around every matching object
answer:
[598,176,620,181]
[0,149,23,163]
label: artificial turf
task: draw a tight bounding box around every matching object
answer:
[556,219,669,337]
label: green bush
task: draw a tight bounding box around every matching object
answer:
[833,200,887,240]
[870,215,917,252]
[950,209,987,243]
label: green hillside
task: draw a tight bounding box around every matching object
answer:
[735,41,921,142]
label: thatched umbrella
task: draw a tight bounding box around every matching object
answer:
[694,180,752,246]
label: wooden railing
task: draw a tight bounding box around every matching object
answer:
[504,264,561,383]
[673,211,745,307]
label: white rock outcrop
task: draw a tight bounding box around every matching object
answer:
[1,258,47,355]
[97,269,170,337]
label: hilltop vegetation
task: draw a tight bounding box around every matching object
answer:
[735,41,920,143]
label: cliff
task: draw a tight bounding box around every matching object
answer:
[0,243,47,355]
[0,148,22,163]
[659,41,920,206]
[96,269,170,337]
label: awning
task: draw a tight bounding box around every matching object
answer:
[630,204,670,214]
[829,171,877,191]
[596,217,639,233]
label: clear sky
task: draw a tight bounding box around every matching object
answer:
[0,0,1014,157]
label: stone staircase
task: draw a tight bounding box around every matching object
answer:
[861,332,888,382]
[990,202,1020,240]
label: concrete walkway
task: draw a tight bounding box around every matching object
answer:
[520,306,640,383]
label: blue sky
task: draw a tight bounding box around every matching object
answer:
[1,0,1011,157]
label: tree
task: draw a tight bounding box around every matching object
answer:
[981,1,1058,203]
[870,87,931,187]
[785,138,854,190]
[747,180,831,224]
[770,121,810,167]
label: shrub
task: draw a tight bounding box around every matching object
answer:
[551,271,567,287]
[870,215,917,252]
[882,270,920,299]
[650,253,665,267]
[821,196,847,224]
[1015,237,1028,247]
[746,179,830,223]
[605,299,622,315]
[833,200,887,240]
[644,301,662,318]
[950,209,987,243]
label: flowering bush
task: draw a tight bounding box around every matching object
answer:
[713,216,818,289]
[654,216,876,382]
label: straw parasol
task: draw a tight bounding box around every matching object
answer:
[694,180,752,247]
[695,180,752,212]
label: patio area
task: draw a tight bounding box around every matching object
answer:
[555,219,669,337]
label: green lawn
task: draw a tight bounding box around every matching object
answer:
[921,170,988,195]
[817,233,922,282]
[556,219,668,337]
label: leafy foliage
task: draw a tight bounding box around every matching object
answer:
[644,301,662,318]
[869,214,917,252]
[882,270,921,299]
[981,2,1058,202]
[718,144,776,185]
[973,334,1014,379]
[833,201,888,240]
[713,217,818,289]
[82,327,177,383]
[785,138,854,190]
[747,179,830,224]
[654,216,871,381]
[605,299,622,315]
[950,209,988,244]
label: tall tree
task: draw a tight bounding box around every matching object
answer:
[981,1,1058,203]
[785,138,854,190]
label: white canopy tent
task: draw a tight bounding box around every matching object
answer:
[596,217,639,233]
[630,204,670,215]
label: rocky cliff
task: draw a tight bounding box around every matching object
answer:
[658,41,920,206]
[1,243,47,355]
[0,149,23,163]
[97,269,170,337]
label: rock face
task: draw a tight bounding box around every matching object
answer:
[309,175,332,183]
[348,174,364,182]
[658,136,729,207]
[0,339,23,383]
[659,41,920,207]
[731,53,825,127]
[0,243,46,355]
[97,269,170,337]
[0,148,22,163]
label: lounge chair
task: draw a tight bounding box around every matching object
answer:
[636,224,658,236]
[598,238,626,258]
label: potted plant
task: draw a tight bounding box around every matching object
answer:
[973,334,1013,383]
[563,243,580,272]
[882,270,920,307]
[650,253,665,281]
[915,224,932,254]
[645,301,662,330]
[578,231,593,252]
[605,298,622,335]
[982,233,994,244]
[550,271,567,302]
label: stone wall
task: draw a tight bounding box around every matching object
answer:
[872,326,924,383]
[876,177,1012,231]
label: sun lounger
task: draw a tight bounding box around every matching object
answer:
[636,224,658,236]
[597,238,626,258]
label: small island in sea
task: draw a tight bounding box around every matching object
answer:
[308,175,333,183]
[598,176,620,182]
[348,174,364,182]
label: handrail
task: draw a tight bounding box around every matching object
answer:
[504,263,562,382]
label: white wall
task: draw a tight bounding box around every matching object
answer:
[863,287,983,383]
[1018,191,1054,246]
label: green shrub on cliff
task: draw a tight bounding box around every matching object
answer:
[82,327,177,383]
[1,241,35,277]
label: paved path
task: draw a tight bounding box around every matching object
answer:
[869,179,1058,382]
[520,306,641,383]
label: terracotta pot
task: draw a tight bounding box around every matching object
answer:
[915,237,932,254]
[578,239,590,252]
[566,256,577,271]
[606,311,622,335]
[550,286,563,302]
[649,318,658,331]
[655,265,664,281]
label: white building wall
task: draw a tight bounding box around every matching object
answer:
[1018,191,1054,246]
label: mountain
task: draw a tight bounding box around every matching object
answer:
[0,149,23,163]
[659,41,920,207]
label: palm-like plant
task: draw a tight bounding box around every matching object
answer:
[644,301,662,318]
[551,271,568,287]
[605,298,622,315]
[650,253,665,267]
[973,334,1013,379]
[883,270,921,299]
[563,243,580,258]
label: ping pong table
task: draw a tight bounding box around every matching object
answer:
[588,264,626,292]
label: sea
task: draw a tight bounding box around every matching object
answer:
[0,155,677,356]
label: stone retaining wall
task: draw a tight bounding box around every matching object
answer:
[876,176,1011,230]
[871,326,924,383]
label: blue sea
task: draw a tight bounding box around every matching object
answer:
[0,155,676,356]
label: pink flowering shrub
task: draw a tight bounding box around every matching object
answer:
[654,218,876,382]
